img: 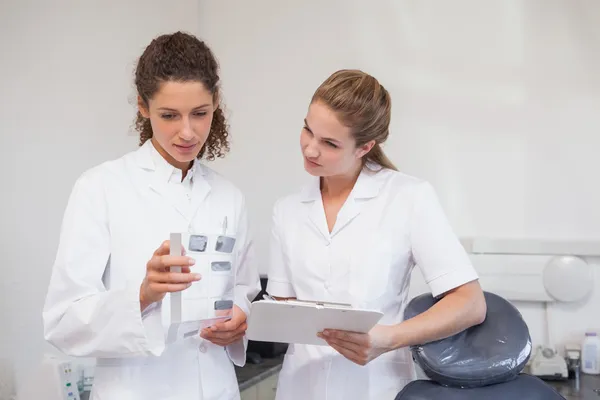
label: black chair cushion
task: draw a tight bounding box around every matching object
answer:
[403,291,532,388]
[395,374,566,400]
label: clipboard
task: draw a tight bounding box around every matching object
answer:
[246,298,384,346]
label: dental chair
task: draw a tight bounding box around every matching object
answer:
[395,291,566,400]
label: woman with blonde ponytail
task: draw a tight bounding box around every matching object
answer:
[266,69,487,399]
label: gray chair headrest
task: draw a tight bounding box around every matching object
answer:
[403,291,532,388]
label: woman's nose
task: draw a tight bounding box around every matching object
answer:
[304,140,319,158]
[179,118,194,141]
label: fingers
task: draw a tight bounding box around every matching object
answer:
[147,254,195,272]
[147,270,201,284]
[206,321,247,335]
[319,333,364,355]
[145,263,201,295]
[222,332,245,344]
[148,282,194,293]
[200,317,248,344]
[202,327,245,341]
[212,313,246,331]
[202,332,245,347]
[154,240,170,256]
[209,321,228,331]
[326,340,368,366]
[201,328,246,346]
[154,240,187,256]
[142,241,196,303]
[145,275,199,295]
[318,330,371,366]
[323,330,369,346]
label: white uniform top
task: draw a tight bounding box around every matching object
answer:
[266,164,478,400]
[43,141,261,400]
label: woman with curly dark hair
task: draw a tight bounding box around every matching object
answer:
[43,32,260,400]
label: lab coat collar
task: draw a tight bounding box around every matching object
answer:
[300,162,385,240]
[135,140,211,219]
[137,140,205,179]
[299,162,384,203]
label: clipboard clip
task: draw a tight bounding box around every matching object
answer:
[262,295,352,309]
[313,300,352,309]
[262,294,276,301]
[289,299,352,308]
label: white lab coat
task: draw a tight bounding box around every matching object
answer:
[43,141,261,400]
[267,163,479,400]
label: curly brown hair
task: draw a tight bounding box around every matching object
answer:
[134,31,229,161]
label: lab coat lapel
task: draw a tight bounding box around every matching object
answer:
[188,165,211,221]
[300,177,330,242]
[308,200,330,242]
[331,197,360,238]
[134,141,191,220]
[148,173,189,220]
[331,165,383,238]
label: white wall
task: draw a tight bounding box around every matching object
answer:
[1,1,599,396]
[0,0,200,397]
[199,0,600,352]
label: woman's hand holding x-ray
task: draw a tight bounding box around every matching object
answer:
[139,240,201,311]
[318,325,396,366]
[200,305,248,346]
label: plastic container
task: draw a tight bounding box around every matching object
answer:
[581,332,600,375]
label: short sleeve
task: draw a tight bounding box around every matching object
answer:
[266,200,296,297]
[410,182,479,298]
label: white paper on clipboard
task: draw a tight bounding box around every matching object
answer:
[246,299,384,346]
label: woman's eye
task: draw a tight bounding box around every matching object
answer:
[326,141,338,148]
[161,114,176,120]
[194,112,207,117]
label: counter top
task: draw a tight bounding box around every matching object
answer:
[545,374,600,399]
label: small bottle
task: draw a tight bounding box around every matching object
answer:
[581,332,600,375]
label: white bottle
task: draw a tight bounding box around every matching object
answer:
[581,332,600,375]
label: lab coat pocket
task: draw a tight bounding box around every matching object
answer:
[349,239,393,304]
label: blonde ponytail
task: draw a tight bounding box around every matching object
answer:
[312,69,397,171]
[366,143,397,171]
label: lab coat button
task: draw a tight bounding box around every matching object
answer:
[199,343,207,353]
